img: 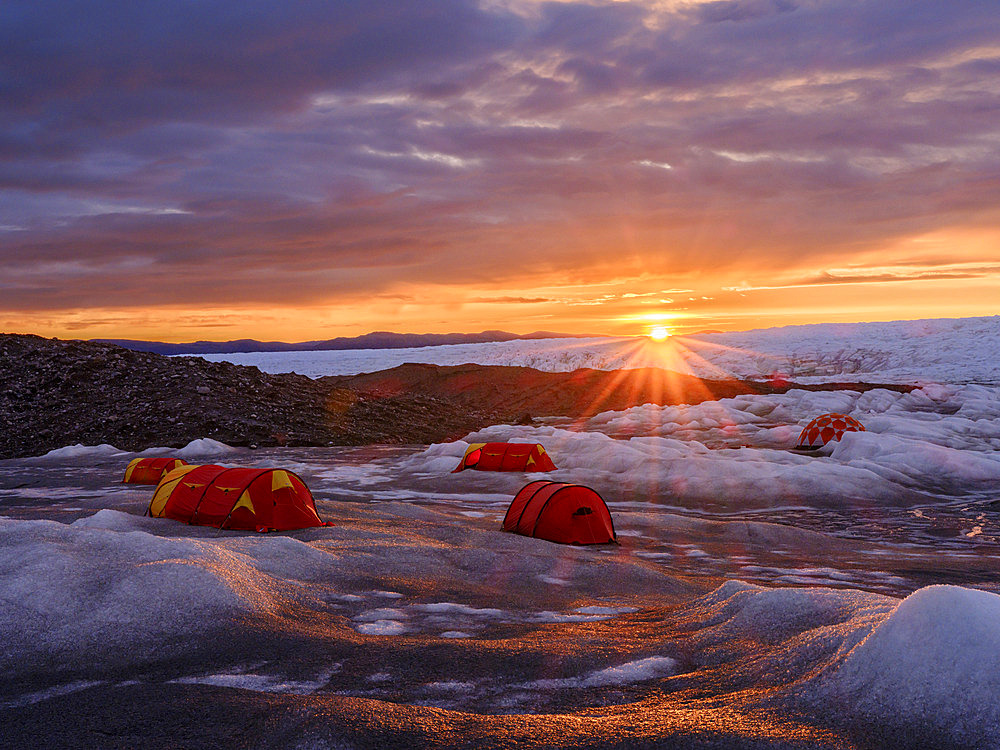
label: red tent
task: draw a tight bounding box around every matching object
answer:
[452,442,557,473]
[502,480,616,545]
[795,413,865,449]
[122,457,188,484]
[147,464,329,531]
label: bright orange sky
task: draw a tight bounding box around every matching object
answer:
[6,256,997,341]
[2,1,999,342]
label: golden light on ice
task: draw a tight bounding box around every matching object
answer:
[649,326,671,341]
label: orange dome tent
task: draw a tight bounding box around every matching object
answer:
[502,480,616,545]
[452,442,556,473]
[147,464,329,531]
[795,413,865,449]
[123,457,188,484]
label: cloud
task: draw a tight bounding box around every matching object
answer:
[801,269,1000,285]
[468,296,553,303]
[1,0,999,326]
[0,1,522,125]
[724,264,1000,292]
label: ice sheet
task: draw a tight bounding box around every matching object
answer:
[197,315,1000,385]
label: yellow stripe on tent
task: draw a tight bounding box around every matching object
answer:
[123,458,141,483]
[271,470,294,492]
[458,443,487,463]
[148,464,200,517]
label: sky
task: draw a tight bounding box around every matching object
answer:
[1,0,998,342]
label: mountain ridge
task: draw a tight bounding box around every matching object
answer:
[93,329,601,355]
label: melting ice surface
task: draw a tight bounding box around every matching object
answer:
[4,317,1000,748]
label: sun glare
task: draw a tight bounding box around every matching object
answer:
[649,326,671,341]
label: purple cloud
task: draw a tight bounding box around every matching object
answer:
[1,0,999,320]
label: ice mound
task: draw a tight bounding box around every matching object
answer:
[830,430,1000,488]
[23,438,239,463]
[583,384,1000,452]
[402,379,1000,508]
[29,443,125,460]
[413,425,929,508]
[813,585,1000,743]
[355,619,407,636]
[0,516,288,676]
[414,602,505,617]
[174,438,239,457]
[71,508,152,531]
[353,607,407,635]
[411,439,479,474]
[678,580,894,650]
[682,581,1000,743]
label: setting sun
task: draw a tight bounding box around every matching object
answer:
[649,326,671,341]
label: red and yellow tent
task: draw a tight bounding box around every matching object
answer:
[147,464,328,531]
[122,457,188,484]
[452,442,556,473]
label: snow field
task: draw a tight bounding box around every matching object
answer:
[198,315,1000,385]
[197,336,624,378]
[402,383,1000,510]
[1,466,999,742]
[5,317,1000,743]
[0,500,678,687]
[5,513,997,746]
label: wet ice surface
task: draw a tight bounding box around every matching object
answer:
[5,344,1000,746]
[8,442,986,599]
[3,412,1000,749]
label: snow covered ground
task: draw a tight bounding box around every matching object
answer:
[3,440,998,747]
[4,316,1000,748]
[198,315,1000,385]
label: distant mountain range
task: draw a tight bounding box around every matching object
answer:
[93,330,601,355]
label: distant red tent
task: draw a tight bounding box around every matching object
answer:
[502,480,616,545]
[795,413,865,449]
[452,442,557,473]
[122,457,188,484]
[147,464,329,531]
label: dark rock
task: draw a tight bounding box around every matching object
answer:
[0,334,497,459]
